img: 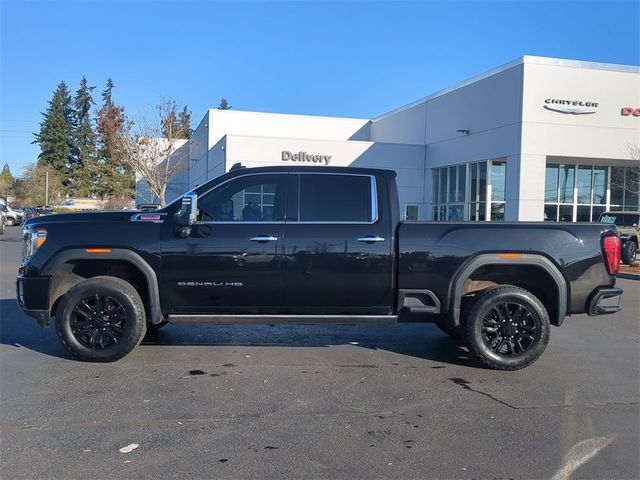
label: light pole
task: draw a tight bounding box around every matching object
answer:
[45,170,49,206]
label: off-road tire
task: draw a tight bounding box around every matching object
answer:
[55,276,146,362]
[464,285,550,370]
[621,241,637,266]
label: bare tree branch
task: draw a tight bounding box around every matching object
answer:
[115,98,190,206]
[610,144,640,196]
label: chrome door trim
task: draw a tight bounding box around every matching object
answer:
[193,171,380,226]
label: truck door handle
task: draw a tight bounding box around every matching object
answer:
[357,235,385,243]
[250,235,279,242]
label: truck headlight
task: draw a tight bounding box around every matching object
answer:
[22,228,46,263]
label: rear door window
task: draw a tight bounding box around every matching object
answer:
[298,174,374,222]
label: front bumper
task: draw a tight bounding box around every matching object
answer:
[16,275,51,326]
[588,287,623,316]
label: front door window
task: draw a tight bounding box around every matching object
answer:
[197,174,287,222]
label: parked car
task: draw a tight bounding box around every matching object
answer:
[0,204,6,234]
[2,204,24,226]
[17,166,623,369]
[598,211,639,265]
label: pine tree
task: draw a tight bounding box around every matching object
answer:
[71,76,98,196]
[102,78,114,107]
[33,82,75,187]
[179,106,192,139]
[0,163,15,197]
[95,78,134,199]
[160,99,191,139]
[218,98,231,110]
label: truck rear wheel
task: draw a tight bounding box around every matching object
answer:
[464,286,550,370]
[622,241,637,265]
[55,276,146,362]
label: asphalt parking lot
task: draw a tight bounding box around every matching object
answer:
[0,226,638,480]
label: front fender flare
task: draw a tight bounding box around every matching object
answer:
[42,248,163,324]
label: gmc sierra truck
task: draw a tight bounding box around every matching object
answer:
[17,166,623,370]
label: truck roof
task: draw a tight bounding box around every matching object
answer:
[224,164,398,177]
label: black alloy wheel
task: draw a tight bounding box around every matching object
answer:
[480,302,539,356]
[464,285,550,370]
[56,276,146,362]
[70,293,128,350]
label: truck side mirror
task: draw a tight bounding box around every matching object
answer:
[174,191,198,237]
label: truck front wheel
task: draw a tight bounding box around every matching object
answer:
[55,276,147,362]
[464,286,550,370]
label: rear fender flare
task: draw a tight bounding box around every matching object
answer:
[450,253,568,327]
[42,249,163,324]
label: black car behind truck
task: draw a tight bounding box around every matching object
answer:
[17,166,623,370]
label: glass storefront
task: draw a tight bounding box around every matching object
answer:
[544,164,639,222]
[610,166,639,211]
[431,160,506,221]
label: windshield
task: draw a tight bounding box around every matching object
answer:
[598,212,640,226]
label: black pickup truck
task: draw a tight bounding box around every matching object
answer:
[17,166,623,369]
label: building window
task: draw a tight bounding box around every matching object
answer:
[468,161,487,221]
[544,164,638,222]
[432,159,505,221]
[610,166,640,211]
[404,204,419,221]
[545,164,578,222]
[490,161,506,221]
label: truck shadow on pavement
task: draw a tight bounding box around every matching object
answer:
[0,299,478,368]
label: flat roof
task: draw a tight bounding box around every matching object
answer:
[374,55,640,122]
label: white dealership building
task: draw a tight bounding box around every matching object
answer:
[143,56,640,222]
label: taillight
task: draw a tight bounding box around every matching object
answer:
[602,234,621,276]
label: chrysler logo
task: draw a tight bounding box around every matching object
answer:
[544,99,599,115]
[282,150,332,165]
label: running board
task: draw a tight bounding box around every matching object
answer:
[168,314,397,325]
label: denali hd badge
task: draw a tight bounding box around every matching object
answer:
[544,99,599,115]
